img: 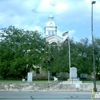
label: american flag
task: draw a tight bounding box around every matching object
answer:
[62,31,68,37]
[64,37,69,43]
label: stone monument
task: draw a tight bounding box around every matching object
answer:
[67,67,82,84]
[70,67,77,79]
[27,72,33,82]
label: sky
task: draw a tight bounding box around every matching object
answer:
[0,0,100,42]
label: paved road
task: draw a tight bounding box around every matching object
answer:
[0,91,98,100]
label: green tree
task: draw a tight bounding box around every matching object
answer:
[94,37,100,79]
[73,38,93,76]
[0,26,46,79]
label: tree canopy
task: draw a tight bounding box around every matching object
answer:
[0,26,100,80]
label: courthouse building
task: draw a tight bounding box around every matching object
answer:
[33,15,63,79]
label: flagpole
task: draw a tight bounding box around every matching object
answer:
[62,31,71,79]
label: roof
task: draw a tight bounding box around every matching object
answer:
[46,34,63,40]
[45,14,56,27]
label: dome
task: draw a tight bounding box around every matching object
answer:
[46,14,56,27]
[46,21,56,27]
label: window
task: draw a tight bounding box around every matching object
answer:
[51,42,57,46]
[36,68,40,74]
[52,31,54,35]
[48,31,50,35]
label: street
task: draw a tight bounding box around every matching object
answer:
[0,91,99,100]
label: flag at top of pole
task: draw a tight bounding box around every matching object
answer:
[62,31,68,37]
[62,31,69,43]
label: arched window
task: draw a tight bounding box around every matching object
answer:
[51,42,57,48]
[51,42,57,46]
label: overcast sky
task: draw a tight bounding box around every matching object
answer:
[0,0,100,42]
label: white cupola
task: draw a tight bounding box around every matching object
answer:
[44,14,57,36]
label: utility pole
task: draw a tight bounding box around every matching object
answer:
[91,1,97,92]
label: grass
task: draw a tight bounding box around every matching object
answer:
[0,78,100,83]
[0,79,52,83]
